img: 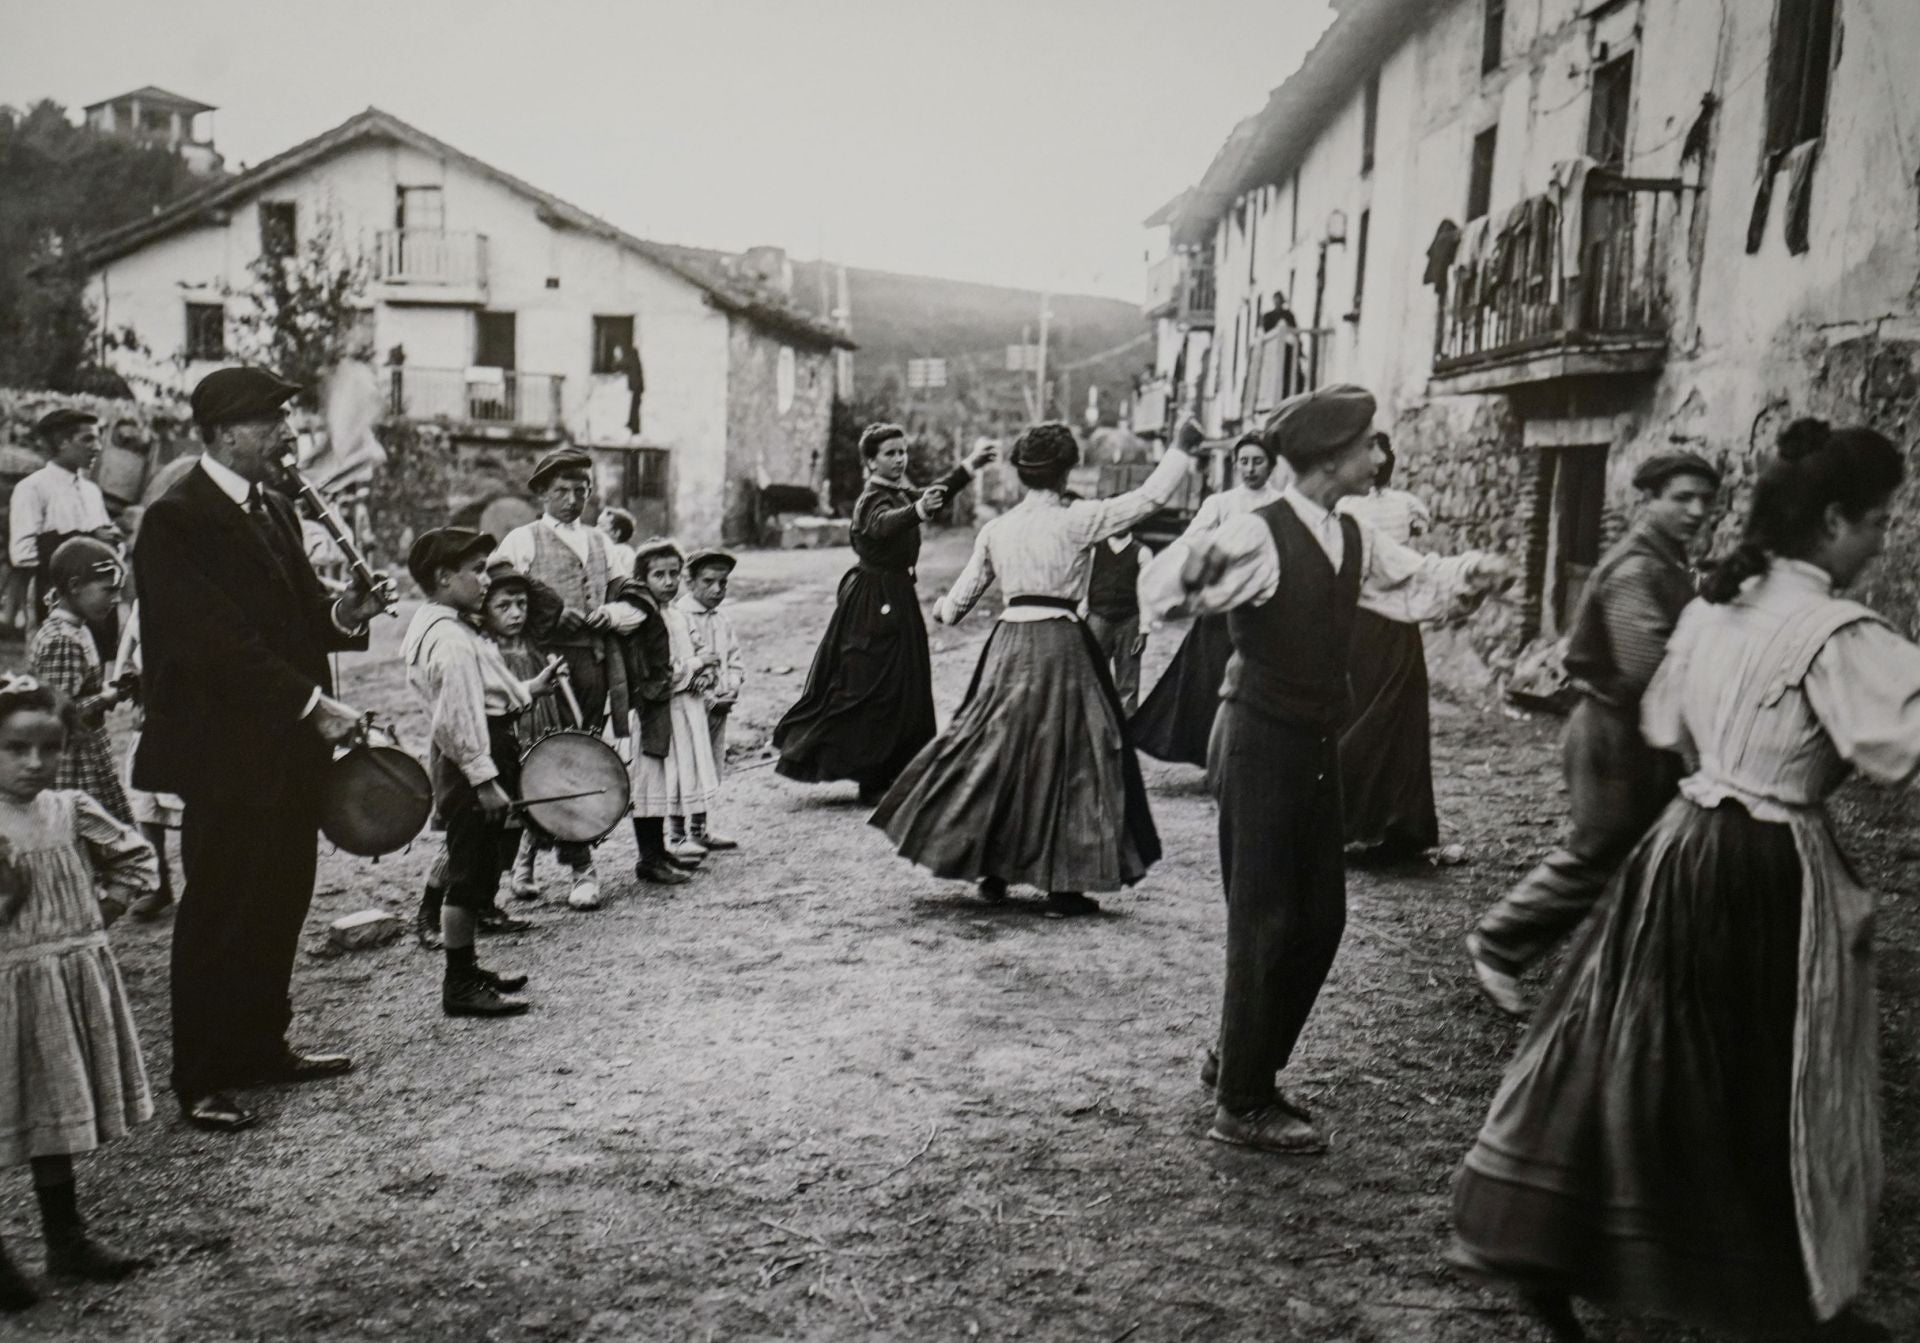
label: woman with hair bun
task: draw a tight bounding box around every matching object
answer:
[1452,418,1910,1342]
[774,425,996,805]
[871,420,1197,917]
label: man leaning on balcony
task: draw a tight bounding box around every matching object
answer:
[490,446,642,912]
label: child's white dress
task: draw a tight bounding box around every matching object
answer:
[0,790,158,1163]
[629,604,720,816]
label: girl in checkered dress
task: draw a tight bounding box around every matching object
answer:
[28,539,131,823]
[0,676,160,1310]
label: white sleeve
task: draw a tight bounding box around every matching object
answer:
[1803,620,1920,787]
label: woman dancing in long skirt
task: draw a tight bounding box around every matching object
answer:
[774,426,995,805]
[1130,433,1289,765]
[1452,419,1907,1342]
[872,421,1195,916]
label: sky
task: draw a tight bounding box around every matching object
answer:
[0,0,1334,301]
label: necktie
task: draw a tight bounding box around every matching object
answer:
[245,487,277,546]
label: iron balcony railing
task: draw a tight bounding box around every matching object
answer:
[374,229,489,290]
[1435,171,1682,369]
[1242,326,1330,418]
[387,366,564,430]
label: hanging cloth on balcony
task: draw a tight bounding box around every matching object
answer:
[1550,157,1595,279]
[1782,138,1820,256]
[1423,219,1461,287]
[1746,147,1789,255]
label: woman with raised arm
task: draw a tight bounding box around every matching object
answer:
[1130,432,1291,765]
[1452,419,1909,1343]
[774,426,995,806]
[871,420,1197,917]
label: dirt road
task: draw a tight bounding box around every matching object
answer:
[6,531,1916,1342]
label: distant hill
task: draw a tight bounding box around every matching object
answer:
[790,261,1149,425]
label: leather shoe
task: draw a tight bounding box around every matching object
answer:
[180,1092,257,1132]
[444,974,530,1017]
[477,907,535,935]
[480,966,529,994]
[635,857,692,885]
[259,1050,354,1085]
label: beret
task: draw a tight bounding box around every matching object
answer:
[189,366,301,426]
[483,558,532,596]
[1632,450,1721,493]
[685,548,737,576]
[528,446,594,491]
[34,407,99,439]
[407,527,495,592]
[1009,422,1080,476]
[632,537,685,572]
[1261,384,1377,469]
[46,536,123,592]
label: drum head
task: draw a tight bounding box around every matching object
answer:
[520,731,630,843]
[321,744,433,857]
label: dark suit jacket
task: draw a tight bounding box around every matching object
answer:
[132,465,368,805]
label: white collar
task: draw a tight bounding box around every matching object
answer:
[1282,485,1335,530]
[541,513,588,533]
[198,454,254,508]
[1771,557,1836,596]
[1106,534,1133,553]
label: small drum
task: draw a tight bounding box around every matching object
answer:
[321,740,433,857]
[518,730,630,844]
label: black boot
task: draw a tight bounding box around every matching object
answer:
[443,968,530,1017]
[37,1180,149,1282]
[0,1236,37,1311]
[1519,1290,1588,1343]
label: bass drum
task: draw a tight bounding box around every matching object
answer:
[321,742,433,857]
[519,730,630,844]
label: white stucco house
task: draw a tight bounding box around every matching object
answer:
[81,108,852,545]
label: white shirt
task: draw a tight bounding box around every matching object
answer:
[9,461,113,566]
[937,447,1192,625]
[1138,487,1489,626]
[1337,487,1431,548]
[401,602,534,786]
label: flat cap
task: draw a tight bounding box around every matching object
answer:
[528,446,594,492]
[1261,383,1377,470]
[1632,450,1721,493]
[46,536,123,593]
[34,407,99,439]
[685,547,737,576]
[484,557,532,595]
[407,526,495,592]
[189,366,301,426]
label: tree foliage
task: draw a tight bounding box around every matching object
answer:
[226,213,374,410]
[0,99,216,392]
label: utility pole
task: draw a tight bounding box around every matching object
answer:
[1035,290,1051,422]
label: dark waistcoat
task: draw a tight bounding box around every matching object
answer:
[1221,502,1363,731]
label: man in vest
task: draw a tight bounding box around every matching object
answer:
[492,446,643,910]
[1141,386,1509,1155]
[1083,525,1148,715]
[1467,452,1720,1015]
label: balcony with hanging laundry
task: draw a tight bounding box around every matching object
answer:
[386,366,565,440]
[1428,170,1683,396]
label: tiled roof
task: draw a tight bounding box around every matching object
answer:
[80,107,855,351]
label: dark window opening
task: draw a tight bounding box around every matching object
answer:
[1467,126,1498,221]
[260,201,296,258]
[475,311,517,370]
[593,316,636,375]
[1586,52,1635,169]
[1289,170,1300,246]
[184,302,225,360]
[1482,0,1506,74]
[625,447,669,501]
[395,185,444,231]
[1352,210,1371,317]
[1361,72,1380,175]
[1765,0,1836,158]
[1550,445,1607,632]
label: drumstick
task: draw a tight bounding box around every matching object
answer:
[510,787,610,809]
[558,674,586,729]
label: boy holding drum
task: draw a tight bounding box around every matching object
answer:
[401,528,562,1018]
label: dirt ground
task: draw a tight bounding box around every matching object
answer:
[4,529,1917,1343]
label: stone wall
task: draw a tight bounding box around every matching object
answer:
[721,322,836,545]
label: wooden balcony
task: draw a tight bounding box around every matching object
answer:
[1430,172,1681,395]
[1144,253,1216,326]
[387,366,564,439]
[372,229,489,305]
[1130,376,1172,436]
[1242,326,1330,419]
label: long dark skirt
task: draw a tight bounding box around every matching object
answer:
[1338,609,1437,851]
[1130,614,1233,766]
[872,618,1161,893]
[774,565,932,790]
[1452,797,1814,1332]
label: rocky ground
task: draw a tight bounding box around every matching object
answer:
[2,530,1916,1343]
